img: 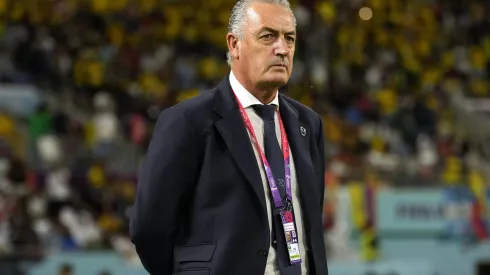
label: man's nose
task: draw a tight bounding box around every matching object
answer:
[274,37,290,57]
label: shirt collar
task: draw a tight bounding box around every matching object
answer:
[229,70,279,109]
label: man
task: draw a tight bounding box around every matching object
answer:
[130,1,328,274]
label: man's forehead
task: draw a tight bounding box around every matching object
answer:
[245,3,296,32]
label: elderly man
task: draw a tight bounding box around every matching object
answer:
[130,1,329,275]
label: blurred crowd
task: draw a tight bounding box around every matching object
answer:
[0,0,488,262]
[321,0,490,187]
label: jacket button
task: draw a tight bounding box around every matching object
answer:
[257,249,267,256]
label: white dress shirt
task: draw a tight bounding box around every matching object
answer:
[229,71,308,275]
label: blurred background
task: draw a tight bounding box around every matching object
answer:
[0,0,489,274]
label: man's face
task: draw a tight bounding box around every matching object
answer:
[228,3,296,89]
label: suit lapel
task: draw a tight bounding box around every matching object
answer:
[279,96,325,273]
[278,96,318,206]
[213,77,267,212]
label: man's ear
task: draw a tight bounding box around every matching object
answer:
[226,33,240,61]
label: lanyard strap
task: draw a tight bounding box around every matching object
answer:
[234,94,292,209]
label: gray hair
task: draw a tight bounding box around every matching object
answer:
[226,0,296,66]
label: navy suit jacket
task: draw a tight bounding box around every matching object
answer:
[130,75,328,275]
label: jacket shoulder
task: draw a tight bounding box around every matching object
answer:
[172,88,215,114]
[161,88,217,132]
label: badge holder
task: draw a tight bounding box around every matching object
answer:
[279,202,302,265]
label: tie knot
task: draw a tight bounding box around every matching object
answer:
[253,104,276,122]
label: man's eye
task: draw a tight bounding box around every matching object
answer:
[262,34,274,39]
[287,37,295,43]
